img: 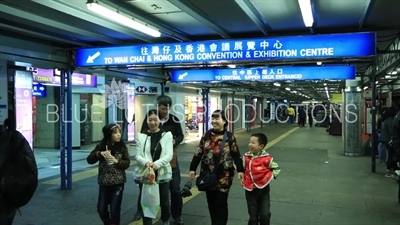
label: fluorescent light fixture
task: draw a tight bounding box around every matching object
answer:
[273,82,281,86]
[385,75,391,78]
[285,87,291,91]
[387,71,398,75]
[316,61,322,65]
[227,64,236,68]
[86,1,161,37]
[298,0,314,27]
[363,86,368,90]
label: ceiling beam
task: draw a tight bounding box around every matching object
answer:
[358,0,377,30]
[167,0,231,38]
[100,0,190,42]
[0,4,120,45]
[363,35,400,85]
[30,0,153,43]
[234,0,270,36]
[0,23,91,47]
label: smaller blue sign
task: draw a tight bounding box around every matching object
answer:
[33,83,46,97]
[171,65,356,82]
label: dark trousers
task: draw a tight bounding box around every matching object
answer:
[137,167,183,219]
[0,205,17,225]
[308,116,313,127]
[141,182,170,225]
[170,167,183,218]
[387,145,399,171]
[298,118,305,127]
[205,190,229,225]
[245,186,271,225]
[97,184,124,225]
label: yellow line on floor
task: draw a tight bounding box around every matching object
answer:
[41,161,137,185]
[266,127,299,149]
[129,127,298,225]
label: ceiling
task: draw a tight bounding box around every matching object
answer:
[0,0,399,101]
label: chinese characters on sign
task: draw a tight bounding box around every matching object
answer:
[75,33,376,67]
[105,40,333,65]
[171,66,356,82]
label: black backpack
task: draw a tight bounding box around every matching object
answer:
[0,125,38,208]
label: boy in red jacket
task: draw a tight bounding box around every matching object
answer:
[242,133,280,225]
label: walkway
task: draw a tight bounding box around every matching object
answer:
[12,124,400,225]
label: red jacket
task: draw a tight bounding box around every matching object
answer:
[242,151,276,191]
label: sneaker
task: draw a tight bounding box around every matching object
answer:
[385,173,396,178]
[162,221,170,225]
[174,217,184,225]
[133,211,142,221]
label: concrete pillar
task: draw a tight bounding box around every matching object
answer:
[343,77,364,156]
[387,91,392,107]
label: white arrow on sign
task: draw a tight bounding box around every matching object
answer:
[178,72,188,80]
[39,86,45,91]
[86,51,101,63]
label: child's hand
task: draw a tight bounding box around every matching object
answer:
[237,172,244,183]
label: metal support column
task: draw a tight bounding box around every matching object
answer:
[371,75,377,173]
[231,92,235,134]
[202,88,210,132]
[59,68,73,189]
[245,95,252,133]
[260,97,264,129]
[66,68,73,189]
[59,69,66,190]
[160,81,166,96]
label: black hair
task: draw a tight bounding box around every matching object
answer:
[147,109,158,117]
[251,133,268,147]
[211,109,228,129]
[100,124,126,152]
[157,95,172,107]
[386,107,397,117]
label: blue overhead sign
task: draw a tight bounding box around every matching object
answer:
[33,83,46,97]
[75,32,376,67]
[170,65,356,82]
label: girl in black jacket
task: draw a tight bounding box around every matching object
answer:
[87,124,130,225]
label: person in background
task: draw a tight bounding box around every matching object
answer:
[242,133,280,225]
[297,106,306,127]
[87,124,131,225]
[287,106,295,125]
[307,104,316,127]
[134,109,173,225]
[189,110,244,225]
[134,96,184,225]
[377,107,388,164]
[382,107,396,177]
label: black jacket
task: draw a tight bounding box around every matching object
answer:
[141,114,184,148]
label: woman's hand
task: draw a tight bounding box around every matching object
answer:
[150,163,158,170]
[189,171,196,180]
[145,162,153,168]
[237,172,244,183]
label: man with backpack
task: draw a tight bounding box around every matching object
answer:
[0,116,39,225]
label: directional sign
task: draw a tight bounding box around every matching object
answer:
[33,83,46,97]
[75,32,376,67]
[170,65,356,82]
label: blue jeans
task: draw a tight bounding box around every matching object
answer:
[97,184,124,225]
